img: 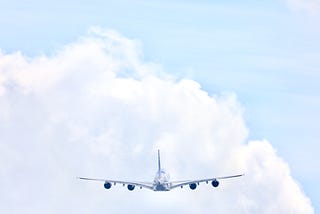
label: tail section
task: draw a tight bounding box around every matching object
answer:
[158,149,161,172]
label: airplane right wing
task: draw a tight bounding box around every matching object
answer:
[170,174,244,189]
[78,177,154,190]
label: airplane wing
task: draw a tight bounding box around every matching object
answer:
[78,177,154,190]
[170,174,244,189]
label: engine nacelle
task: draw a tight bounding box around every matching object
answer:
[189,183,197,190]
[127,184,135,191]
[211,179,219,187]
[104,182,112,189]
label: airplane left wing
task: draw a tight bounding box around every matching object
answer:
[78,177,154,190]
[170,174,244,189]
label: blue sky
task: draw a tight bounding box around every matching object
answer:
[1,0,319,212]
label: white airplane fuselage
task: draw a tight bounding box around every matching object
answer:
[153,169,171,191]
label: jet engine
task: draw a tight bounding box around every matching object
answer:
[211,179,219,187]
[127,184,135,191]
[189,183,197,190]
[104,182,112,189]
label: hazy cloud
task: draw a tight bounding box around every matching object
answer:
[0,28,314,213]
[285,0,320,15]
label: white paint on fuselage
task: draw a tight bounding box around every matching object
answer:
[153,169,171,191]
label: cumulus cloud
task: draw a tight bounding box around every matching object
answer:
[0,27,314,213]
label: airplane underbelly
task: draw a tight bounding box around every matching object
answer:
[154,183,170,191]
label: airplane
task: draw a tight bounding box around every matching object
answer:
[78,150,244,191]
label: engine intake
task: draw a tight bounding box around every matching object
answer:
[127,184,135,191]
[211,179,219,187]
[189,183,197,190]
[104,182,112,189]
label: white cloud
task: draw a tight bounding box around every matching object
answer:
[285,0,320,15]
[0,28,314,213]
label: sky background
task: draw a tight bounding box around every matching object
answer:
[0,0,319,213]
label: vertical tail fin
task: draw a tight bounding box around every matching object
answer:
[158,149,161,172]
